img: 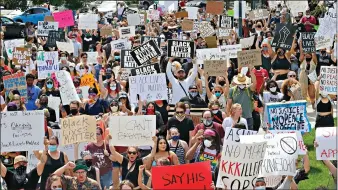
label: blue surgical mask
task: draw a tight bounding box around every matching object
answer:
[255,186,266,190]
[54,188,62,190]
[172,135,180,141]
[48,145,57,152]
[114,56,120,60]
[46,84,53,89]
[189,92,198,98]
[215,92,221,97]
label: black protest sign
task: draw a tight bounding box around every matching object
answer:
[130,40,161,66]
[122,8,138,18]
[271,24,296,50]
[121,49,138,68]
[141,36,161,47]
[167,40,195,58]
[131,63,160,76]
[218,15,233,29]
[46,31,66,48]
[301,32,316,53]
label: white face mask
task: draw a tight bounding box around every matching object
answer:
[212,110,218,114]
[270,87,277,92]
[306,15,310,18]
[238,84,246,89]
[182,36,187,40]
[69,67,74,71]
[204,139,212,148]
[111,106,118,112]
[61,57,67,61]
[110,86,117,91]
[321,93,328,98]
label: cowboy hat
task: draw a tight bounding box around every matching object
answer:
[233,74,250,85]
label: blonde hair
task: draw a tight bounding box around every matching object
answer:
[230,103,242,115]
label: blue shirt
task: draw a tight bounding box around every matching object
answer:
[84,99,108,116]
[25,85,41,110]
[94,64,102,81]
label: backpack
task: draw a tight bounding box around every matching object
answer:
[231,86,254,109]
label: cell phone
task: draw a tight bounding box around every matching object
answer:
[137,94,140,101]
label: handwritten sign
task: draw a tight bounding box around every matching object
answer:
[196,48,228,65]
[111,39,130,50]
[37,21,58,37]
[186,7,198,19]
[182,19,194,31]
[140,36,161,47]
[37,51,59,79]
[108,115,156,146]
[46,31,66,47]
[167,40,194,58]
[205,36,217,48]
[56,41,74,53]
[152,161,213,190]
[237,49,262,67]
[129,73,167,103]
[248,9,269,20]
[85,52,98,64]
[119,26,136,38]
[146,10,160,21]
[204,60,227,76]
[316,127,337,160]
[267,130,307,155]
[121,49,138,68]
[27,150,39,172]
[4,39,24,59]
[131,63,160,76]
[315,35,332,50]
[0,111,44,152]
[130,40,161,66]
[216,140,267,189]
[218,15,233,28]
[3,72,27,100]
[239,36,255,49]
[60,115,97,145]
[224,127,257,142]
[12,47,31,65]
[199,22,216,38]
[219,44,242,58]
[206,1,224,15]
[265,101,311,133]
[53,10,74,28]
[217,28,232,39]
[271,24,297,50]
[319,66,337,95]
[78,13,98,29]
[301,32,315,53]
[286,1,309,17]
[55,70,81,105]
[100,25,112,36]
[127,14,141,26]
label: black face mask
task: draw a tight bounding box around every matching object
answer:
[14,165,27,184]
[70,108,79,115]
[163,26,168,30]
[85,159,92,167]
[219,81,226,86]
[321,51,326,55]
[305,57,312,62]
[40,101,48,107]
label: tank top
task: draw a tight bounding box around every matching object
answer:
[317,100,332,113]
[40,152,65,190]
[87,166,97,181]
[169,141,185,165]
[271,57,291,70]
[212,111,223,124]
[105,93,119,105]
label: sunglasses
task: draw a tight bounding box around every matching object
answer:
[52,185,62,189]
[288,75,296,78]
[176,111,184,114]
[47,82,53,85]
[214,91,221,93]
[128,151,137,155]
[82,57,88,59]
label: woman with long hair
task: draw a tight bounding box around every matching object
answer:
[45,174,65,190]
[167,127,189,164]
[38,77,61,97]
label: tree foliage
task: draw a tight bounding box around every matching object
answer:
[1,0,28,10]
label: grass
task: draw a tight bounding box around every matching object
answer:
[298,118,337,189]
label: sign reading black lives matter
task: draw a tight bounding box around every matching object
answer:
[121,49,138,68]
[167,40,195,58]
[141,36,161,47]
[130,40,161,66]
[46,31,66,47]
[301,32,316,53]
[218,15,233,28]
[271,24,296,50]
[131,63,160,76]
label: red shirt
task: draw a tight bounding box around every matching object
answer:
[253,68,269,93]
[301,16,317,32]
[193,122,225,139]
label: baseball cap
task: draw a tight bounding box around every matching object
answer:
[119,91,128,99]
[74,159,88,172]
[14,155,28,165]
[189,85,198,90]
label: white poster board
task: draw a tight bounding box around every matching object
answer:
[224,127,257,142]
[319,66,337,95]
[240,36,255,49]
[186,7,198,19]
[316,127,337,160]
[119,26,136,39]
[219,44,242,58]
[267,130,307,155]
[37,21,58,37]
[85,52,98,64]
[4,39,25,59]
[111,39,130,50]
[196,48,228,65]
[78,13,99,29]
[127,14,141,26]
[48,96,61,123]
[37,51,59,79]
[56,41,74,53]
[55,70,81,105]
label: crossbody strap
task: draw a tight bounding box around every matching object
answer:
[178,82,188,97]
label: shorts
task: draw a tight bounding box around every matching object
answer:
[276,73,288,81]
[315,114,334,129]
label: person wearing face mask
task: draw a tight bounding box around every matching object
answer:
[205,73,229,110]
[84,87,109,116]
[1,140,47,190]
[59,51,70,68]
[263,80,283,104]
[208,101,226,124]
[143,102,166,136]
[271,45,294,81]
[179,85,207,108]
[301,10,316,32]
[76,53,95,75]
[186,129,221,173]
[100,70,120,105]
[81,29,98,52]
[37,95,57,123]
[35,136,69,190]
[167,127,189,164]
[256,40,273,77]
[94,55,105,81]
[25,73,41,110]
[315,92,335,128]
[39,78,61,98]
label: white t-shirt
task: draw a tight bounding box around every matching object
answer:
[263,91,283,104]
[222,117,248,130]
[0,96,4,105]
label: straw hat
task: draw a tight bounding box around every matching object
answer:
[233,74,250,85]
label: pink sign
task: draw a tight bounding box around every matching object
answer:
[53,10,74,28]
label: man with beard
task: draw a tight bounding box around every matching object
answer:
[166,57,198,103]
[1,139,48,190]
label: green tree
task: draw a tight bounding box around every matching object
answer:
[1,0,28,10]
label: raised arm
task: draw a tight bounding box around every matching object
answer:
[107,143,123,164]
[138,165,151,190]
[166,57,177,83]
[186,60,198,85]
[185,140,200,161]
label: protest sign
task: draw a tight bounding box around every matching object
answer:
[218,15,233,28]
[308,70,318,83]
[85,52,98,64]
[127,14,141,26]
[271,24,297,50]
[108,115,156,146]
[248,9,269,20]
[121,49,138,68]
[206,1,224,15]
[60,115,96,145]
[217,28,232,39]
[265,101,311,132]
[300,32,316,53]
[78,13,98,29]
[129,73,167,103]
[37,21,58,37]
[37,51,59,79]
[199,21,216,38]
[175,11,188,18]
[286,1,309,17]
[224,127,258,142]
[131,63,160,76]
[265,176,283,188]
[152,161,213,190]
[204,60,227,76]
[46,31,66,47]
[27,150,39,172]
[3,72,27,99]
[319,66,337,95]
[267,130,306,155]
[122,8,138,18]
[56,41,74,53]
[193,21,200,32]
[4,39,25,59]
[237,49,262,67]
[182,19,194,31]
[139,13,146,25]
[196,48,228,65]
[100,25,112,36]
[186,7,198,19]
[48,96,61,123]
[44,16,54,22]
[55,70,81,105]
[316,127,337,160]
[79,73,100,95]
[1,111,45,152]
[216,139,267,189]
[240,133,298,177]
[315,35,332,50]
[234,0,246,18]
[130,40,161,66]
[141,36,161,47]
[239,36,255,49]
[53,10,74,28]
[219,44,242,58]
[111,38,130,50]
[119,26,136,38]
[12,47,31,65]
[205,36,218,48]
[147,10,160,21]
[167,40,194,58]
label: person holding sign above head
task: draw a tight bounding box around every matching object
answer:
[204,72,229,110]
[99,70,121,105]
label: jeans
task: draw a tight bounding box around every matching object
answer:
[245,117,254,130]
[100,170,112,189]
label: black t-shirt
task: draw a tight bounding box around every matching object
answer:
[4,168,40,190]
[121,157,143,187]
[168,117,194,144]
[316,53,335,76]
